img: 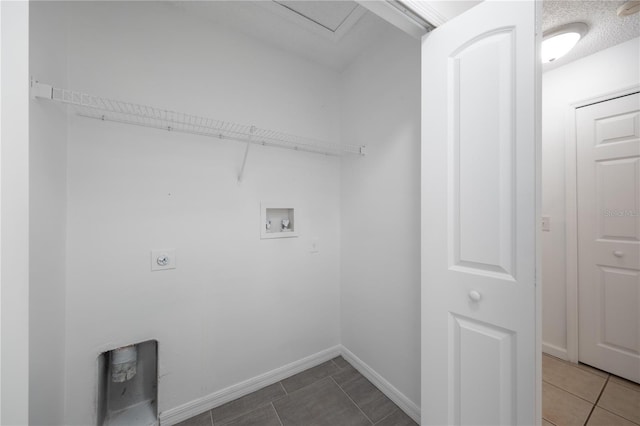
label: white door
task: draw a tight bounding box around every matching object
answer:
[577,92,640,383]
[421,1,539,425]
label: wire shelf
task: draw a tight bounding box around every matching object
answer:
[33,82,366,157]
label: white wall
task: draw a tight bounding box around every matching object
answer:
[28,3,68,425]
[0,2,30,424]
[542,37,640,358]
[340,27,421,406]
[63,2,341,424]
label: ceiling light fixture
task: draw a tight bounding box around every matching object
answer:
[618,1,640,17]
[541,22,588,63]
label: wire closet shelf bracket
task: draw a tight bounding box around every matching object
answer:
[31,81,367,158]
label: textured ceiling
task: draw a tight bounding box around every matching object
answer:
[167,1,639,72]
[543,1,640,71]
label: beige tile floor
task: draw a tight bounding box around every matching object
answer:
[543,353,640,426]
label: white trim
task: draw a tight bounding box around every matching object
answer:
[565,102,579,364]
[534,2,543,422]
[356,1,427,39]
[542,342,569,361]
[570,85,640,109]
[0,4,3,420]
[158,345,421,426]
[158,346,340,426]
[340,346,421,424]
[0,3,30,424]
[400,0,447,26]
[0,5,3,420]
[564,84,640,364]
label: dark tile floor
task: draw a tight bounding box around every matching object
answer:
[175,357,418,426]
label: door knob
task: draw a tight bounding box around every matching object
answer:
[613,250,624,258]
[468,290,482,302]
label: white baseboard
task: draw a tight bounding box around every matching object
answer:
[543,342,569,360]
[340,346,421,424]
[159,345,341,426]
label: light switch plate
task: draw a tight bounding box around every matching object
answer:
[310,238,319,253]
[151,249,176,271]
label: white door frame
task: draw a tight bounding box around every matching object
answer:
[1,1,31,424]
[564,83,640,363]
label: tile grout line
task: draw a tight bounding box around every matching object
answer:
[212,392,283,426]
[330,366,360,388]
[545,354,609,379]
[373,408,401,426]
[280,361,341,395]
[182,360,378,426]
[543,357,640,426]
[608,377,640,393]
[329,376,374,425]
[593,375,610,406]
[543,357,610,402]
[593,379,640,426]
[582,374,610,425]
[271,402,285,426]
[278,381,288,395]
[597,406,640,426]
[595,376,640,425]
[542,379,604,406]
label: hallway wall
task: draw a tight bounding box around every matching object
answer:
[542,37,640,357]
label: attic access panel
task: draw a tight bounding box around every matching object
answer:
[274,1,359,32]
[269,0,367,40]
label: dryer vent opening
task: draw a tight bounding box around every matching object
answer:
[98,340,158,426]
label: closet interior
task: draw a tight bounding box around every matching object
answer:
[28,1,423,424]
